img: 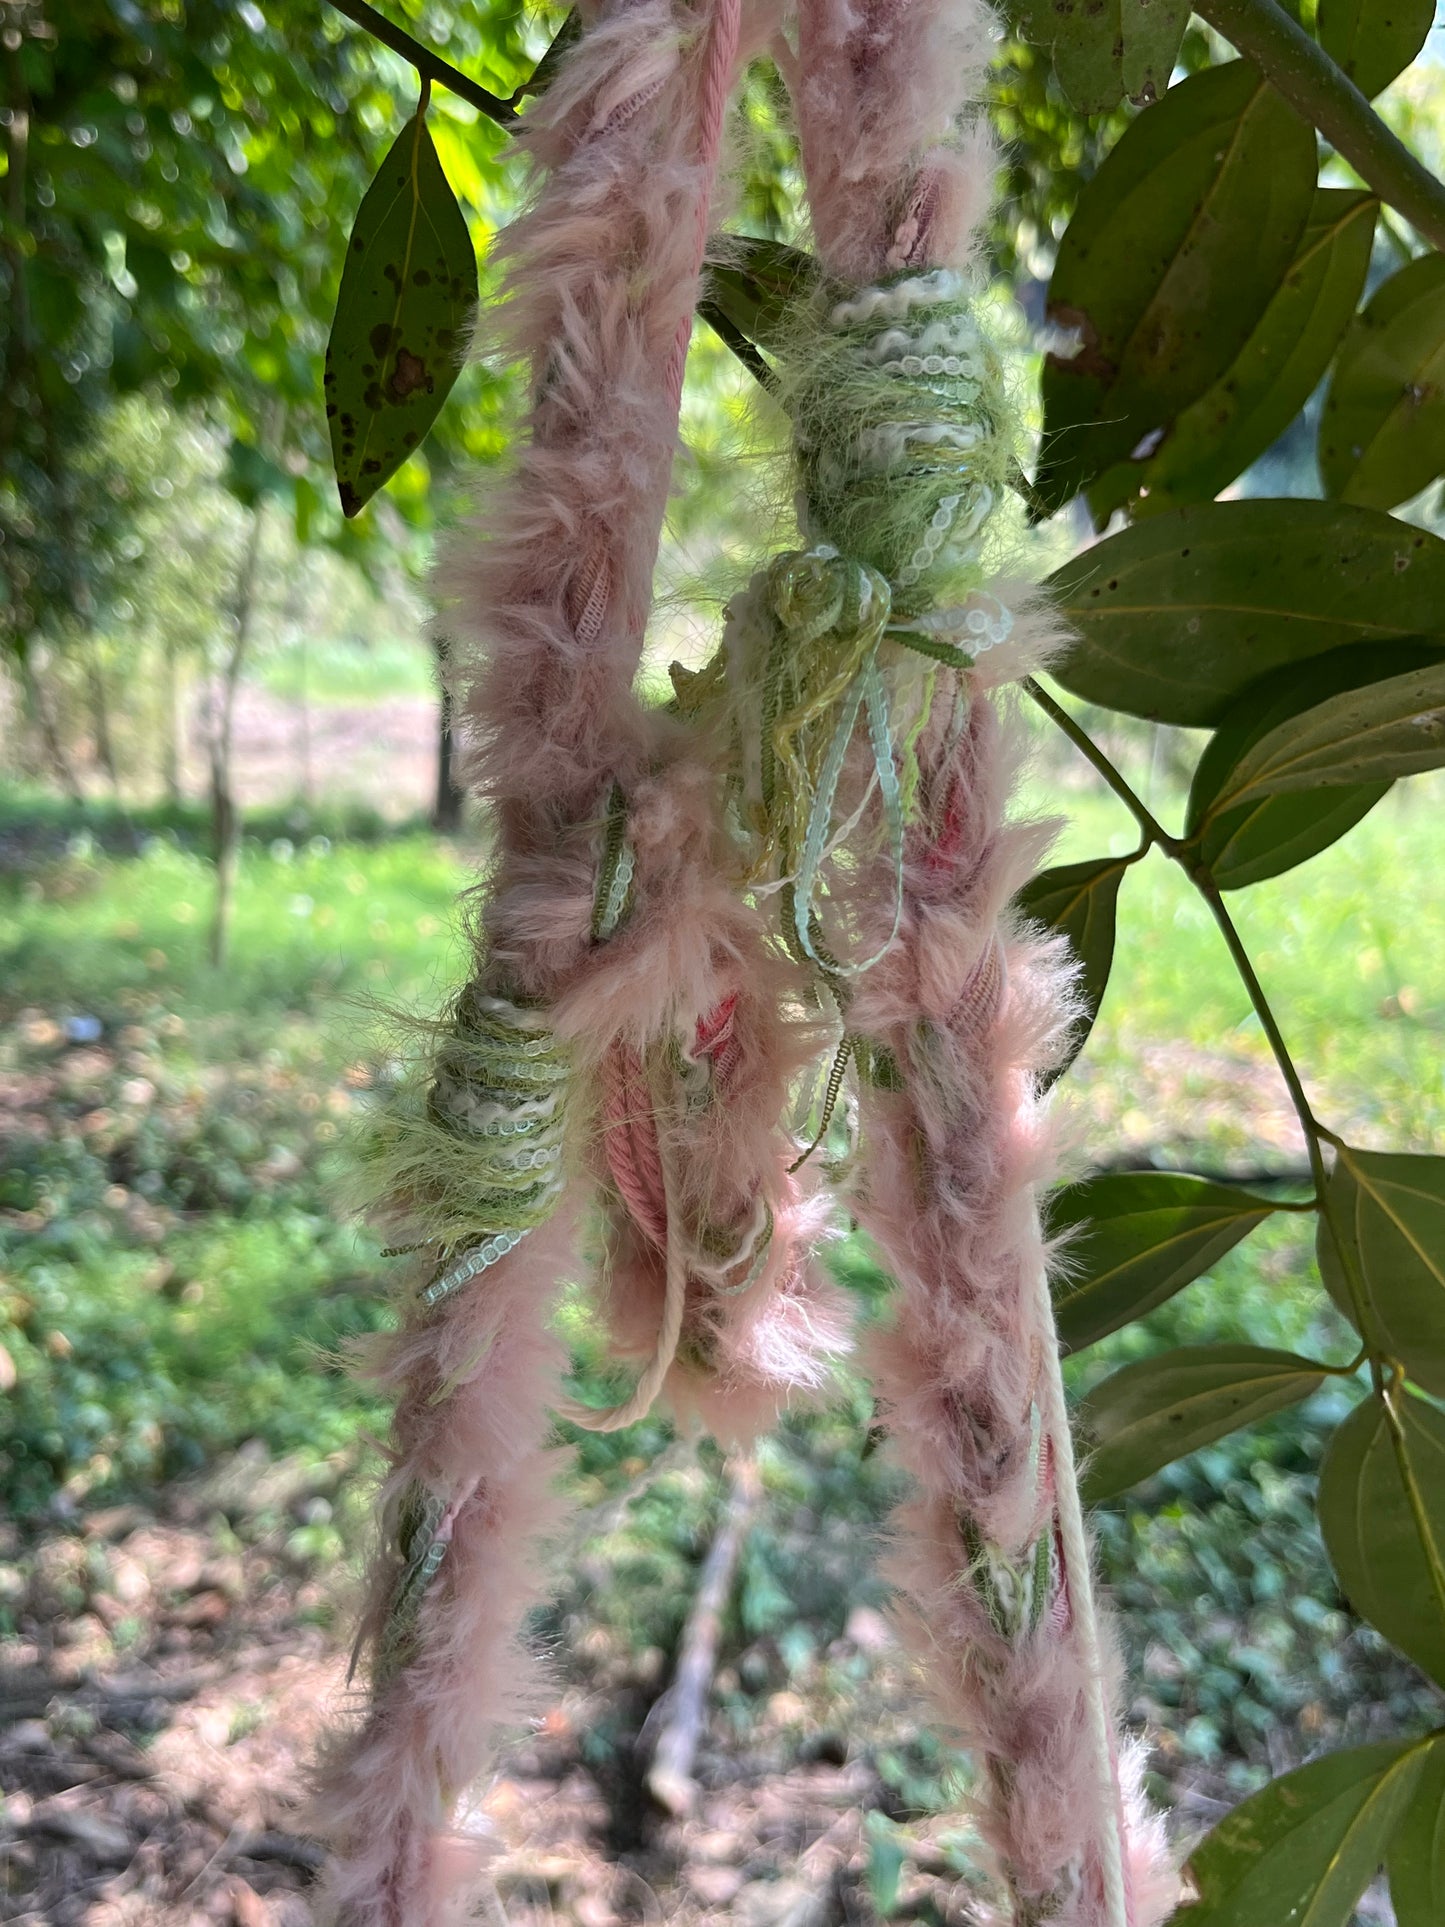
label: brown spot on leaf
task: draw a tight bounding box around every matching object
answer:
[389,348,430,399]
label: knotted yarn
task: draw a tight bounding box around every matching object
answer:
[786,266,1016,613]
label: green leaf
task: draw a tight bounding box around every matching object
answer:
[1320,253,1445,511]
[1016,0,1189,115]
[707,239,819,352]
[1319,1390,1445,1685]
[325,107,477,518]
[1319,1147,1445,1398]
[1317,0,1434,100]
[1049,500,1445,725]
[1080,1344,1325,1499]
[1090,190,1376,520]
[1015,855,1129,1083]
[1179,1737,1430,1927]
[1037,62,1316,514]
[1192,644,1445,820]
[1050,1173,1277,1351]
[1389,1734,1445,1927]
[1190,779,1388,891]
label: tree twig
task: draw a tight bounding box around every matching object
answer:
[1195,0,1445,252]
[645,1454,758,1818]
[324,0,518,125]
[1027,676,1381,1386]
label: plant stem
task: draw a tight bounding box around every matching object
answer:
[1029,678,1382,1383]
[1195,0,1445,252]
[325,0,518,125]
[1023,678,1175,850]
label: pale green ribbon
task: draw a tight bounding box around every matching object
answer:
[761,547,975,976]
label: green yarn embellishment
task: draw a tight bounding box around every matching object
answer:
[757,547,905,974]
[786,268,1014,615]
[376,1482,449,1686]
[361,984,571,1297]
[591,781,635,942]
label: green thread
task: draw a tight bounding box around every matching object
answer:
[790,1032,854,1172]
[591,781,635,941]
[376,1483,449,1686]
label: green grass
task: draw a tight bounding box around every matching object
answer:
[1037,765,1445,1160]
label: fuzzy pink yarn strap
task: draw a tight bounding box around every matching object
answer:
[664,0,742,409]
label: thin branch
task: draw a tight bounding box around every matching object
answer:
[1029,677,1384,1386]
[1196,0,1445,252]
[1023,678,1175,851]
[325,0,518,125]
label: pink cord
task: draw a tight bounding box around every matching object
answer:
[602,1042,669,1247]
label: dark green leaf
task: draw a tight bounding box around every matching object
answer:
[1090,190,1376,520]
[707,239,819,352]
[1080,1344,1325,1499]
[1049,500,1445,725]
[1388,1734,1445,1927]
[1037,62,1316,514]
[1050,1173,1277,1351]
[1320,253,1445,510]
[1319,1390,1445,1685]
[1318,0,1434,100]
[1016,855,1130,1083]
[1016,0,1188,115]
[1191,645,1445,819]
[1179,1737,1429,1927]
[325,109,477,518]
[1191,782,1389,890]
[1319,1147,1445,1397]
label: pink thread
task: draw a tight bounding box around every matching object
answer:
[602,1041,669,1247]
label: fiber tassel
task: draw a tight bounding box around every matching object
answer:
[311,6,848,1917]
[778,0,1178,1918]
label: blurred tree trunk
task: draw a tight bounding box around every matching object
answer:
[208,504,265,969]
[17,644,81,801]
[432,631,464,832]
[161,637,183,804]
[86,648,118,791]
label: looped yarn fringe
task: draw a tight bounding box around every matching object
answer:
[307,2,1179,1924]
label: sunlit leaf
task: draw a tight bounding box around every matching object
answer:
[1037,62,1315,515]
[1388,1734,1445,1927]
[1319,1390,1445,1686]
[1191,646,1445,821]
[1014,0,1188,115]
[1318,0,1434,99]
[1320,252,1445,511]
[1080,1344,1325,1499]
[1090,191,1376,519]
[325,105,477,517]
[1178,1737,1429,1927]
[1318,1147,1445,1397]
[1048,501,1445,725]
[1016,855,1130,1083]
[1050,1173,1277,1352]
[1190,781,1389,890]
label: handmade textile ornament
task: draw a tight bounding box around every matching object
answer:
[310,2,1178,1924]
